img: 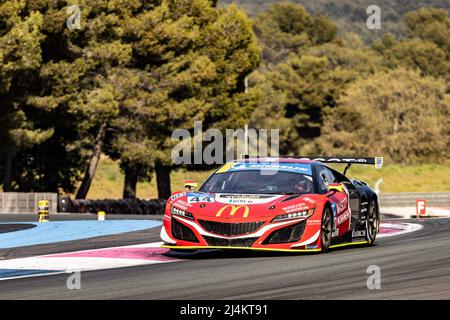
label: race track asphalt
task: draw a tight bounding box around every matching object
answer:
[0,215,449,300]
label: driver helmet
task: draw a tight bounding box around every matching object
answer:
[294,177,312,193]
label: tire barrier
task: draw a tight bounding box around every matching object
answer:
[59,197,167,215]
[0,192,58,214]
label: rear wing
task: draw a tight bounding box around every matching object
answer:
[297,157,383,170]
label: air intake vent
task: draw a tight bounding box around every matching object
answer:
[281,194,302,202]
[198,220,264,236]
[263,221,306,244]
[172,218,199,242]
[203,236,258,247]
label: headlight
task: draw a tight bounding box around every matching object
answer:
[171,206,194,220]
[272,209,314,222]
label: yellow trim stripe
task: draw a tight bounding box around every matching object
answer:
[161,244,320,253]
[216,163,234,174]
[329,241,368,249]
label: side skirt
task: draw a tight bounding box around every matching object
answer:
[329,241,368,249]
[330,226,368,248]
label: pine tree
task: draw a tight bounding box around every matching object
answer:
[105,1,261,198]
[0,1,51,191]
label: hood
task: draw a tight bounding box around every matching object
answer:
[168,191,318,221]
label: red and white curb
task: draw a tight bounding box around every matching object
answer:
[378,222,423,238]
[0,242,180,280]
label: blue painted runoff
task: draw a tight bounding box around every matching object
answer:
[0,220,161,249]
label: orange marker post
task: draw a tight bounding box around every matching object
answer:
[416,199,427,219]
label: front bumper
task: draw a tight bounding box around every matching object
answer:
[160,214,323,252]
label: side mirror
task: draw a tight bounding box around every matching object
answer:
[184,180,198,190]
[327,183,344,193]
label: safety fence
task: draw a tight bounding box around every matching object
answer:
[0,193,58,214]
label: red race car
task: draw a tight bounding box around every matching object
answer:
[161,157,383,253]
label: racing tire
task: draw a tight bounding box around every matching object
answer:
[366,199,380,246]
[321,207,333,253]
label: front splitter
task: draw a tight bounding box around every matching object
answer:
[161,244,320,253]
[161,240,369,253]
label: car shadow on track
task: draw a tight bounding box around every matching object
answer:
[163,243,375,260]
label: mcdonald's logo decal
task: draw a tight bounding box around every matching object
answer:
[216,205,250,218]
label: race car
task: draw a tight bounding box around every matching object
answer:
[160,157,383,253]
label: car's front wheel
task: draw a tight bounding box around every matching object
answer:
[321,207,333,253]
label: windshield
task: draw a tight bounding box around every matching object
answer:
[200,170,314,194]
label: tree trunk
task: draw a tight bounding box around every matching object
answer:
[75,123,107,199]
[3,152,13,192]
[123,166,138,199]
[155,161,172,199]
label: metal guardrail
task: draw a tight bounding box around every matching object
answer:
[379,192,450,207]
[0,193,58,214]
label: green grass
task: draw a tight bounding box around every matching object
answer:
[79,156,450,199]
[337,163,450,193]
[81,156,214,200]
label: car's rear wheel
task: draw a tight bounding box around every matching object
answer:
[321,207,333,253]
[366,200,379,245]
